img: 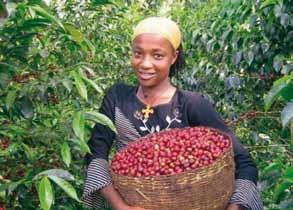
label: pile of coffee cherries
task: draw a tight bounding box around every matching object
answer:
[111,127,231,177]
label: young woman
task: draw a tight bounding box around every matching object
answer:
[82,17,263,210]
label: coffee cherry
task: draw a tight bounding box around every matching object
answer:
[111,127,231,177]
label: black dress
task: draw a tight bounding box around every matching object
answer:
[82,83,263,210]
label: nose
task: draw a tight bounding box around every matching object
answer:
[141,56,153,69]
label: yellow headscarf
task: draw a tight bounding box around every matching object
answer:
[132,17,182,50]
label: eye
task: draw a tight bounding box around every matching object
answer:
[133,50,142,57]
[154,54,164,60]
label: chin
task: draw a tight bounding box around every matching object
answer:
[138,79,156,87]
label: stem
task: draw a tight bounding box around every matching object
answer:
[291,119,293,144]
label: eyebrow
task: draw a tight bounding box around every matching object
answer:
[132,46,166,52]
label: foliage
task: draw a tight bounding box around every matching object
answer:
[0,0,292,209]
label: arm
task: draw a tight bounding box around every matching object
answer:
[186,94,263,210]
[82,85,148,210]
[101,185,148,210]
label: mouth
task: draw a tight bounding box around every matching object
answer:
[137,71,156,80]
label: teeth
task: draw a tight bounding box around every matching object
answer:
[139,71,155,80]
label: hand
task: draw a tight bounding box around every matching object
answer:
[117,204,149,210]
[226,203,246,210]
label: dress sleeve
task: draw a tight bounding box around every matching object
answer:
[186,94,263,209]
[82,85,117,209]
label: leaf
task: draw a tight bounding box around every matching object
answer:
[61,142,71,167]
[38,177,53,210]
[262,162,282,176]
[0,62,17,74]
[30,5,65,30]
[260,0,279,9]
[64,23,84,44]
[71,138,91,154]
[264,74,293,110]
[83,39,96,57]
[247,51,254,66]
[166,116,171,123]
[281,103,293,128]
[139,126,148,131]
[22,18,51,29]
[234,51,242,66]
[155,125,160,132]
[274,181,292,204]
[91,0,113,6]
[5,90,17,110]
[280,13,290,28]
[72,111,85,141]
[22,143,36,162]
[85,111,117,133]
[71,71,88,101]
[273,57,283,72]
[0,180,24,194]
[279,83,293,101]
[62,79,73,93]
[80,74,103,94]
[20,96,34,119]
[33,169,75,181]
[48,176,80,202]
[283,167,293,183]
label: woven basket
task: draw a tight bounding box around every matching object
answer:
[111,128,235,210]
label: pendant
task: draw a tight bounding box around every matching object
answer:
[141,105,154,120]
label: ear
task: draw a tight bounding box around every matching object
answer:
[171,50,179,65]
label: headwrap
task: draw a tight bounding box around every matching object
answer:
[132,17,182,49]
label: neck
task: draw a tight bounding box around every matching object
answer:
[140,80,172,98]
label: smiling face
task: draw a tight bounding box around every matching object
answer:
[131,34,178,88]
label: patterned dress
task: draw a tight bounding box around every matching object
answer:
[82,83,263,210]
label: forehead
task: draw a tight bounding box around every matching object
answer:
[132,34,174,51]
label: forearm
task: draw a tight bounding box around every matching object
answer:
[100,184,128,210]
[227,203,246,210]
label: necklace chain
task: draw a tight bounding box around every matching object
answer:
[140,85,172,120]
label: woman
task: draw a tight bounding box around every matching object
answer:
[82,17,263,210]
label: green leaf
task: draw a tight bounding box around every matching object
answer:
[281,103,293,128]
[264,74,293,110]
[71,71,88,101]
[0,62,17,74]
[72,111,85,141]
[247,51,254,66]
[48,176,80,202]
[70,138,91,155]
[5,90,17,110]
[22,18,51,29]
[30,5,65,30]
[80,72,103,94]
[38,177,54,210]
[85,111,117,133]
[61,142,71,167]
[62,79,73,93]
[64,23,84,44]
[33,169,75,181]
[274,181,292,204]
[0,180,24,193]
[262,162,283,176]
[20,96,34,119]
[91,0,113,6]
[279,83,293,101]
[283,167,293,183]
[83,39,96,57]
[22,143,37,162]
[260,0,279,9]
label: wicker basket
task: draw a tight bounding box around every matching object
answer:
[111,128,235,210]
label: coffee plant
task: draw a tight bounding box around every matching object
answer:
[0,0,292,209]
